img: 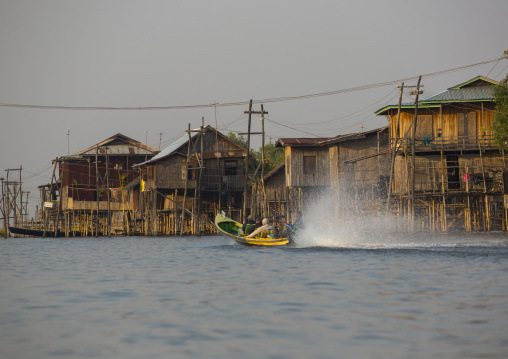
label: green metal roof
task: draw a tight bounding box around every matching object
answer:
[375,76,498,116]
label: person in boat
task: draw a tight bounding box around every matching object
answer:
[246,218,275,238]
[241,216,257,235]
[282,212,303,239]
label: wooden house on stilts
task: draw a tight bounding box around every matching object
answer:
[274,127,390,223]
[56,133,159,236]
[135,125,248,236]
[377,76,506,232]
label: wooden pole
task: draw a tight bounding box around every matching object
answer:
[54,159,62,237]
[214,102,221,214]
[411,75,422,230]
[1,177,6,238]
[106,146,111,237]
[260,105,267,216]
[18,166,22,227]
[180,123,191,235]
[95,145,99,237]
[386,83,404,214]
[43,158,58,238]
[197,117,204,236]
[243,99,253,223]
[5,170,9,237]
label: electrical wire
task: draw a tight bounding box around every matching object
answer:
[486,56,503,78]
[0,56,505,111]
[494,63,508,81]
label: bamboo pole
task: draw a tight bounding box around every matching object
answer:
[410,76,423,230]
[180,124,191,236]
[43,158,58,238]
[243,100,253,223]
[95,146,99,237]
[386,83,404,214]
[196,118,204,235]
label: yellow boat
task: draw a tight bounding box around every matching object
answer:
[215,212,290,246]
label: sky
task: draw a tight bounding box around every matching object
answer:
[1,0,508,216]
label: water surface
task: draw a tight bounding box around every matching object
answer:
[1,234,507,359]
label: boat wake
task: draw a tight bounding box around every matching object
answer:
[290,190,507,249]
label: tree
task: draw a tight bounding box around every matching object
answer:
[226,132,284,173]
[492,75,508,151]
[226,131,248,150]
[255,139,285,173]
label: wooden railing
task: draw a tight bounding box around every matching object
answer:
[392,135,498,153]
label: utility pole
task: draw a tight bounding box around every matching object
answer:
[197,117,204,236]
[410,75,423,230]
[241,101,268,222]
[67,128,70,156]
[157,132,163,150]
[260,105,268,216]
[54,159,62,237]
[242,100,253,223]
[386,83,404,214]
[145,131,149,162]
[214,101,221,212]
[180,124,192,235]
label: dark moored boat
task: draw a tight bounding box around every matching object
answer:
[9,226,69,237]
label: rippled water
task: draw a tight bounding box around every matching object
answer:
[1,234,507,359]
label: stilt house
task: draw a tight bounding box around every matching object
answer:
[376,76,505,231]
[136,125,248,235]
[57,133,159,235]
[275,128,389,220]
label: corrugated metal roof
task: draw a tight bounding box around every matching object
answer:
[422,86,494,102]
[73,133,159,157]
[276,127,387,148]
[135,132,197,167]
[375,76,498,116]
[134,125,248,167]
[276,137,334,146]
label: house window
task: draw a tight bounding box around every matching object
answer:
[188,165,196,180]
[224,160,237,176]
[182,164,196,180]
[304,155,316,174]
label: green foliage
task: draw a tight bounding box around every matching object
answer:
[492,75,508,151]
[226,132,284,174]
[226,132,248,150]
[255,139,285,173]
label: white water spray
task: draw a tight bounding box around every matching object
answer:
[290,189,503,248]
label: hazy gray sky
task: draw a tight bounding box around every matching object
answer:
[1,0,508,213]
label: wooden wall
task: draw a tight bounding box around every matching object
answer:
[285,147,330,187]
[389,103,496,145]
[265,166,287,202]
[330,131,390,197]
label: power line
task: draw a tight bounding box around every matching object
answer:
[0,56,504,111]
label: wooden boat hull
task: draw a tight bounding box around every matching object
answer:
[8,226,67,238]
[214,213,290,246]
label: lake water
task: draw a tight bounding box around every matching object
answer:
[1,233,507,359]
